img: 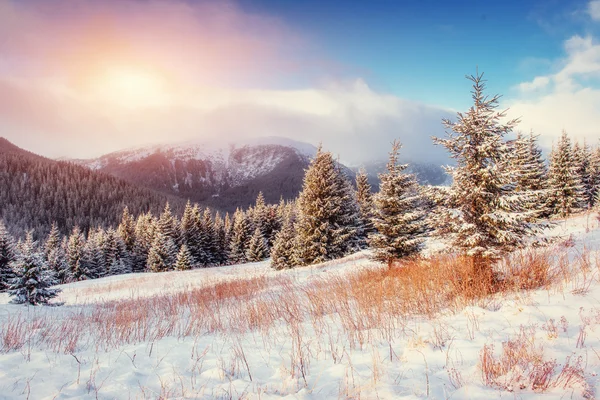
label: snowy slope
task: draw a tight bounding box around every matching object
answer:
[1,213,600,399]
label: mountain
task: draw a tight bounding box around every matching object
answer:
[72,137,447,212]
[0,138,176,238]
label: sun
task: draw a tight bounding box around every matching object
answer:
[87,66,169,108]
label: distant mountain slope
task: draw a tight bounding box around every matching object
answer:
[73,137,447,211]
[73,139,315,211]
[0,138,175,237]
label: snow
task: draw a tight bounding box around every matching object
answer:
[1,213,600,399]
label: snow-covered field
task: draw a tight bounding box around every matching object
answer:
[1,214,600,399]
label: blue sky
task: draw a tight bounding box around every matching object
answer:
[234,0,594,108]
[0,0,599,161]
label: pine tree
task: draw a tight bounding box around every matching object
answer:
[229,209,251,264]
[82,228,106,279]
[117,207,137,256]
[0,220,16,292]
[591,146,600,208]
[333,164,362,255]
[199,208,217,266]
[432,73,545,278]
[133,212,156,272]
[576,141,595,209]
[511,131,549,218]
[147,231,177,272]
[45,230,68,285]
[355,167,376,248]
[547,131,585,217]
[179,201,202,265]
[44,222,62,259]
[108,259,131,276]
[294,147,359,266]
[369,141,429,266]
[246,227,268,262]
[213,212,228,265]
[8,232,61,305]
[175,244,193,271]
[157,202,179,245]
[67,226,87,281]
[270,206,296,270]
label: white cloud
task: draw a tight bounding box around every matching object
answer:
[507,34,600,149]
[589,0,600,21]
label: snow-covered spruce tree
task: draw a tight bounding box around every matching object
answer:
[229,209,251,264]
[355,167,376,248]
[8,232,60,305]
[270,205,297,270]
[213,212,228,265]
[175,244,193,271]
[44,226,68,284]
[157,202,180,245]
[199,208,218,266]
[546,131,585,217]
[369,141,429,266]
[334,164,362,254]
[82,228,106,279]
[67,226,87,281]
[432,73,545,279]
[179,202,200,264]
[576,141,595,209]
[0,220,16,292]
[147,231,177,272]
[246,227,268,262]
[133,212,156,272]
[117,206,137,259]
[591,146,600,208]
[294,147,359,266]
[511,131,549,218]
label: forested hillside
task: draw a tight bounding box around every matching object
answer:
[0,138,176,237]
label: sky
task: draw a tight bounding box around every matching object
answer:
[1,0,600,164]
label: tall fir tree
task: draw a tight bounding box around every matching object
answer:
[546,131,585,217]
[229,209,251,264]
[369,141,430,266]
[355,167,376,248]
[8,232,60,305]
[199,208,217,266]
[133,212,156,272]
[147,231,177,272]
[213,211,229,265]
[576,141,595,209]
[591,145,600,208]
[246,227,268,262]
[432,73,544,278]
[82,228,106,279]
[294,147,358,266]
[44,225,68,284]
[67,226,87,281]
[157,202,179,245]
[179,201,202,265]
[117,207,137,257]
[0,220,16,292]
[511,131,549,218]
[270,205,297,270]
[333,164,362,254]
[175,244,193,271]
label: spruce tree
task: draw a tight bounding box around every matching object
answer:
[133,212,156,272]
[294,147,358,266]
[8,232,61,305]
[333,164,361,255]
[0,220,16,292]
[246,227,268,262]
[547,131,585,217]
[432,73,545,278]
[179,201,202,265]
[199,208,217,266]
[270,206,296,270]
[369,141,429,266]
[355,167,376,248]
[147,231,177,272]
[576,141,595,209]
[157,202,179,245]
[213,212,228,265]
[591,146,600,208]
[45,229,68,284]
[44,222,62,260]
[229,209,251,264]
[82,228,106,279]
[117,207,137,256]
[511,131,549,218]
[67,226,87,281]
[175,244,193,271]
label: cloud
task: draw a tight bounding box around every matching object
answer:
[589,0,600,21]
[507,34,600,149]
[0,0,452,165]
